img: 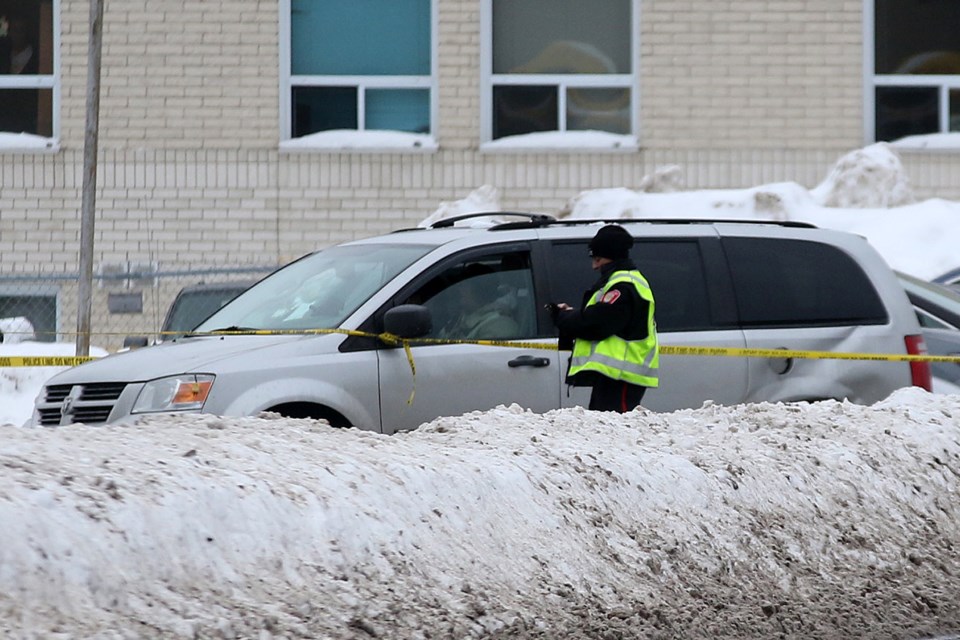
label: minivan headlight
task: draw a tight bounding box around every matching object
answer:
[132,374,215,414]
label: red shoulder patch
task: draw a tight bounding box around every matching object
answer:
[600,290,621,304]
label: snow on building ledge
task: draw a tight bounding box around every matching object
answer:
[0,132,58,152]
[279,130,437,153]
[889,132,960,151]
[481,130,638,153]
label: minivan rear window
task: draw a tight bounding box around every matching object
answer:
[723,238,887,327]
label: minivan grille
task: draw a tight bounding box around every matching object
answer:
[37,383,127,426]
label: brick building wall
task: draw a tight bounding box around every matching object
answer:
[641,0,865,150]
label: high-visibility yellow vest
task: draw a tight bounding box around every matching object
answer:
[568,270,659,387]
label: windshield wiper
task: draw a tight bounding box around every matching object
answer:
[186,326,260,336]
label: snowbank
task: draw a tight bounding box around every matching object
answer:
[2,388,959,638]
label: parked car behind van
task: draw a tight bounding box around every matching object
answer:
[32,215,931,432]
[123,280,256,348]
[933,267,960,293]
[896,271,960,388]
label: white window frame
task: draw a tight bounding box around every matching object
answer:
[480,0,640,150]
[863,0,960,144]
[0,0,60,151]
[278,0,438,151]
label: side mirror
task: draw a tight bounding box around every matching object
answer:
[122,335,150,349]
[382,304,432,340]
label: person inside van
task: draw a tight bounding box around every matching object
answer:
[550,224,659,412]
[438,264,521,340]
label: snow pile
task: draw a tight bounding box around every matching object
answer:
[811,143,915,208]
[0,316,36,343]
[635,163,685,193]
[2,388,960,639]
[561,143,916,218]
[418,185,505,228]
[413,141,960,279]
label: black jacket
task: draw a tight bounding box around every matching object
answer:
[552,258,652,386]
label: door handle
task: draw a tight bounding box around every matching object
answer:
[508,355,550,368]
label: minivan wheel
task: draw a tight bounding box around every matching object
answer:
[267,402,351,429]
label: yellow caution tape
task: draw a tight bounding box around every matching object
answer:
[6,330,960,367]
[6,331,960,410]
[659,345,960,363]
[0,356,97,367]
[330,335,960,404]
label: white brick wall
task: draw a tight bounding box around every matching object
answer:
[641,0,864,150]
[57,0,279,150]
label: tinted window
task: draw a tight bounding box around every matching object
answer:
[875,86,939,142]
[164,286,250,335]
[0,2,56,137]
[547,240,713,332]
[723,238,887,327]
[871,0,960,141]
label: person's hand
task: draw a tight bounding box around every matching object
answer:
[545,302,571,321]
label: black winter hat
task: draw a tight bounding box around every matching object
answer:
[589,225,634,260]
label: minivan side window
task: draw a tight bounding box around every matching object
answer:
[403,251,537,340]
[547,240,713,332]
[723,238,888,327]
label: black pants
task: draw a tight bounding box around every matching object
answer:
[588,378,647,413]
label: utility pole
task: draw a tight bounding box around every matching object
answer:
[76,0,104,356]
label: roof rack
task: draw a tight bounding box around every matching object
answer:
[548,218,818,229]
[428,211,557,229]
[395,213,817,233]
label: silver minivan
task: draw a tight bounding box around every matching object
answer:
[32,216,932,432]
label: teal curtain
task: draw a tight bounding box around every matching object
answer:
[291,0,431,76]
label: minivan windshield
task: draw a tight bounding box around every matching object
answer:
[194,243,433,333]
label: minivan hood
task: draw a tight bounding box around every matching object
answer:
[47,333,345,385]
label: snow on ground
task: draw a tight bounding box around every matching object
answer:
[0,341,109,427]
[2,391,960,639]
[3,140,960,638]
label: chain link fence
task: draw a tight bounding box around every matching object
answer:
[0,264,279,352]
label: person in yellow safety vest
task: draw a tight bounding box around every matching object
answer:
[549,224,659,412]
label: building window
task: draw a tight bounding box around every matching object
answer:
[483,0,637,144]
[0,285,59,343]
[871,0,960,142]
[282,0,435,147]
[0,0,56,140]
